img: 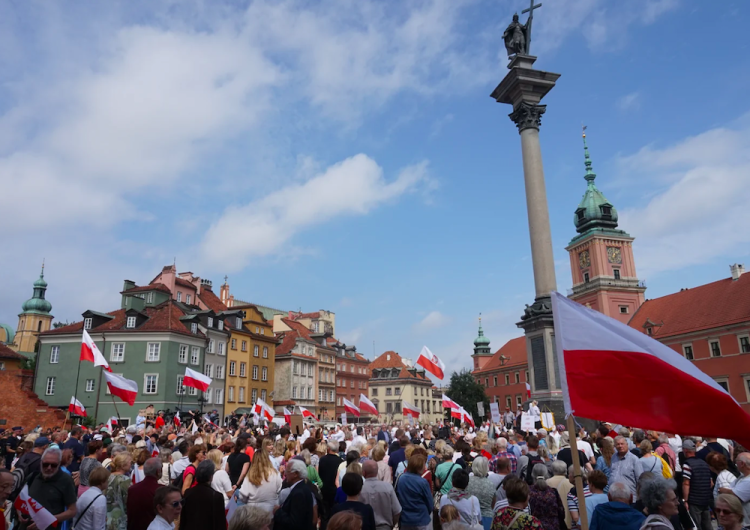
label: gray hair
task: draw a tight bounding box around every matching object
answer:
[42,447,62,463]
[496,438,508,450]
[657,433,669,444]
[609,482,632,503]
[442,445,454,459]
[327,440,339,452]
[614,435,627,445]
[287,459,308,479]
[228,505,272,530]
[109,444,128,457]
[472,456,489,478]
[737,453,750,467]
[532,463,549,491]
[640,477,677,514]
[299,449,312,466]
[195,460,216,484]
[568,465,589,482]
[551,460,567,476]
[143,457,162,477]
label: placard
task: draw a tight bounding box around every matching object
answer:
[290,414,303,437]
[541,412,555,430]
[341,413,347,425]
[520,412,535,432]
[476,402,485,417]
[490,402,501,424]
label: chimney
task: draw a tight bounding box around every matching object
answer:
[730,263,745,281]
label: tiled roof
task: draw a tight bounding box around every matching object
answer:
[369,350,428,380]
[0,344,25,361]
[628,273,750,339]
[294,311,321,320]
[275,331,300,356]
[473,336,527,374]
[41,301,204,338]
[282,318,313,339]
[122,283,171,294]
[198,288,227,313]
[175,278,197,290]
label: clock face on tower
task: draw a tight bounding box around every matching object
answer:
[578,250,591,269]
[607,246,622,264]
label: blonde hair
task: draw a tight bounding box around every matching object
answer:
[372,446,385,462]
[247,447,277,486]
[113,452,132,472]
[404,445,415,460]
[207,449,223,469]
[274,440,286,458]
[346,461,363,476]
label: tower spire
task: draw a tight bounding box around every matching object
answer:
[41,258,45,278]
[582,125,596,183]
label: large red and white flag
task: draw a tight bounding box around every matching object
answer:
[298,406,316,419]
[343,398,360,417]
[69,396,86,417]
[416,346,445,380]
[525,382,531,399]
[451,406,463,420]
[551,291,750,447]
[183,367,211,392]
[442,394,459,410]
[283,408,292,425]
[14,485,58,530]
[253,398,274,421]
[81,329,111,372]
[402,400,420,418]
[103,371,138,406]
[359,394,378,415]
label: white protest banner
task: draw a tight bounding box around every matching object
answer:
[476,402,485,417]
[541,412,555,430]
[520,412,535,432]
[341,413,347,425]
[490,402,501,424]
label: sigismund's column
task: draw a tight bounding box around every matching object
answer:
[491,54,563,416]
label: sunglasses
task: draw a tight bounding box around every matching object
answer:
[168,500,185,508]
[715,508,736,516]
[42,463,59,469]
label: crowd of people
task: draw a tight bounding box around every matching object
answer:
[0,414,748,530]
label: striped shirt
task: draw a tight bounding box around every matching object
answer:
[567,485,592,514]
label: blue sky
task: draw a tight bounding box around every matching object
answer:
[2,0,749,381]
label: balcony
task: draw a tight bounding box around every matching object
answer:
[568,277,646,296]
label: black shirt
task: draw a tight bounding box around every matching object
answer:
[318,453,343,500]
[330,500,376,530]
[62,438,84,472]
[227,452,250,486]
[27,469,77,516]
[556,448,588,469]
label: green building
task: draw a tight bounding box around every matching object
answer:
[34,281,209,425]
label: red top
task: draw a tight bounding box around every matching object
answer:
[155,417,165,429]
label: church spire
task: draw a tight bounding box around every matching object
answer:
[583,126,596,183]
[473,314,491,356]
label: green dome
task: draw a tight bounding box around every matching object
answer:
[574,134,619,234]
[21,267,52,315]
[33,276,48,289]
[473,317,491,355]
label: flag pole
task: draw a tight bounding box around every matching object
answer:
[72,329,86,425]
[111,395,123,426]
[93,366,104,423]
[568,414,589,530]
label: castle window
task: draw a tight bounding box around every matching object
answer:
[576,210,585,221]
[584,272,590,283]
[619,306,629,314]
[613,269,621,280]
[683,344,694,360]
[601,205,612,217]
[710,340,722,357]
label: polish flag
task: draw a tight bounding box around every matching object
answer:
[464,410,475,429]
[173,411,181,427]
[343,398,360,417]
[103,372,138,406]
[442,394,459,410]
[81,329,111,372]
[402,400,420,418]
[14,485,58,530]
[152,446,160,458]
[283,408,292,425]
[69,397,86,417]
[450,406,463,420]
[298,406,316,420]
[105,416,117,433]
[416,346,445,380]
[525,382,531,399]
[551,291,750,447]
[202,414,218,428]
[183,367,211,392]
[253,398,274,421]
[359,394,378,416]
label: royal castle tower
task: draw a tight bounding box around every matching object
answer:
[14,264,54,355]
[471,316,493,371]
[566,131,646,323]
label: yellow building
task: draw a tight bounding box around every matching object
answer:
[13,266,54,355]
[224,305,277,415]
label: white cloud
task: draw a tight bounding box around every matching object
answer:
[618,116,750,277]
[199,154,430,270]
[617,92,641,111]
[413,311,451,333]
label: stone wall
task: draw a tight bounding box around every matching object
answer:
[0,370,67,430]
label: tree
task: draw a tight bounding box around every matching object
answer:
[445,369,489,423]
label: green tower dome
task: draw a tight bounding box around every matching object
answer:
[574,133,619,234]
[473,316,491,356]
[21,265,52,314]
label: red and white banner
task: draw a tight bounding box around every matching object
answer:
[298,406,316,419]
[202,414,218,428]
[416,345,445,380]
[183,367,211,392]
[173,411,181,427]
[402,400,420,418]
[81,329,111,372]
[283,408,292,425]
[152,446,160,458]
[343,398,360,417]
[525,382,531,399]
[464,410,475,429]
[359,394,378,415]
[103,371,138,406]
[69,396,86,417]
[14,485,58,530]
[253,398,274,421]
[551,291,750,447]
[105,416,118,433]
[442,394,459,410]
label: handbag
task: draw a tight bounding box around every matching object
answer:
[72,494,102,528]
[433,463,457,506]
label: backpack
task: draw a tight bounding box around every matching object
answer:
[655,453,673,479]
[9,453,40,502]
[172,464,194,489]
[524,454,544,485]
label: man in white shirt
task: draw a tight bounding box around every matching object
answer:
[576,434,596,465]
[331,426,345,443]
[352,427,367,448]
[528,401,541,428]
[721,452,750,526]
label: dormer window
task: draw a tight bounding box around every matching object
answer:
[84,318,93,330]
[126,316,136,329]
[236,317,242,328]
[601,205,612,217]
[576,209,585,221]
[191,323,198,334]
[146,292,153,304]
[218,320,223,331]
[208,317,213,328]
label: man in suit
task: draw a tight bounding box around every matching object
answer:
[376,425,391,444]
[127,457,163,530]
[274,459,314,530]
[181,461,226,530]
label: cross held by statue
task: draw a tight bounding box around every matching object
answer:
[522,1,542,16]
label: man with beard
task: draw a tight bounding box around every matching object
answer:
[19,447,77,530]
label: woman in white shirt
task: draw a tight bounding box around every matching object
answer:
[238,447,282,513]
[74,467,109,530]
[208,449,234,506]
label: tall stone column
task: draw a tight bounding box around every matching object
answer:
[491,55,563,414]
